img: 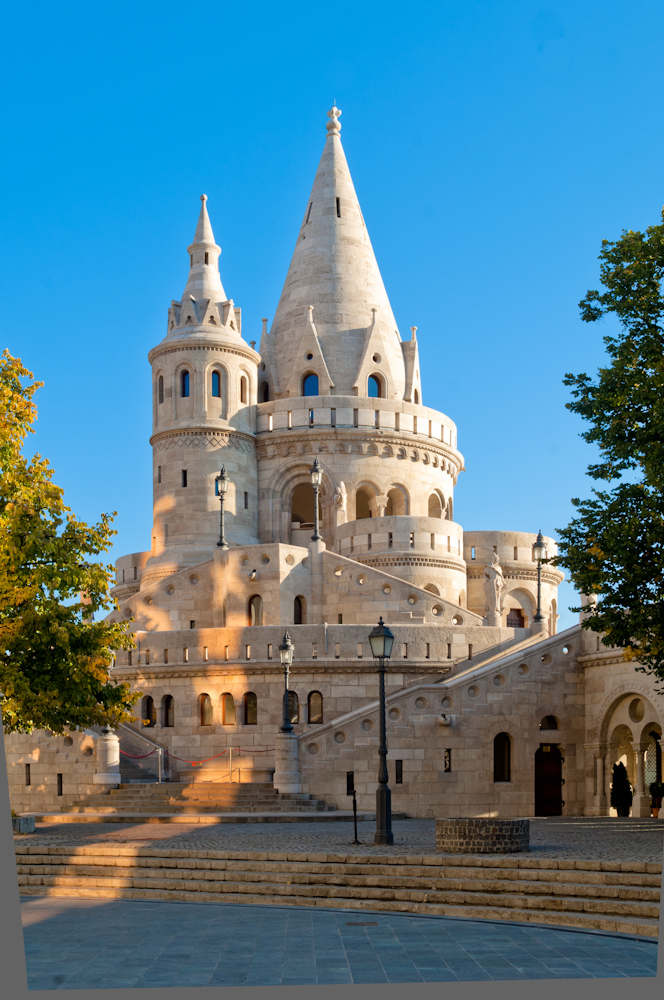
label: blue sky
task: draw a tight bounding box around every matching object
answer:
[3,1,663,631]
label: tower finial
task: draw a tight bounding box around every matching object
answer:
[326,105,341,136]
[201,193,207,202]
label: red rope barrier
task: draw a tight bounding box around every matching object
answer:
[120,746,276,766]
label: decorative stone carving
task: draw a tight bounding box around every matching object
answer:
[482,551,505,625]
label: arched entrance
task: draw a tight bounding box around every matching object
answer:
[535,743,564,816]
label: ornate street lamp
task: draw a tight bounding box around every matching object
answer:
[215,466,231,549]
[310,456,322,541]
[532,530,546,623]
[279,629,295,734]
[368,616,395,846]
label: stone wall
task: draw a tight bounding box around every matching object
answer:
[435,818,529,853]
[5,728,104,814]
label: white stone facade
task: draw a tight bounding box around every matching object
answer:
[6,108,662,819]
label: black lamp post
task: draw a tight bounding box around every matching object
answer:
[310,457,322,541]
[368,616,395,845]
[215,466,231,549]
[279,629,295,734]
[532,530,546,623]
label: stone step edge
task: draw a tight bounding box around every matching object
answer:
[15,854,662,885]
[15,865,661,900]
[20,812,376,825]
[15,885,659,938]
[14,843,661,874]
[16,875,660,917]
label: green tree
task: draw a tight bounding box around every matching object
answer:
[553,211,664,685]
[0,351,138,733]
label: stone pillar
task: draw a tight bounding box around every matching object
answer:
[273,732,300,794]
[585,743,608,815]
[531,621,548,635]
[483,611,501,627]
[632,745,651,817]
[93,729,121,786]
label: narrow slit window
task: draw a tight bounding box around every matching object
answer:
[204,647,208,662]
[183,647,189,662]
[468,644,473,660]
[353,408,359,427]
[225,645,229,661]
[395,412,400,431]
[413,415,417,434]
[425,643,430,659]
[367,533,372,550]
[181,370,190,397]
[409,532,415,548]
[145,649,150,665]
[267,644,273,660]
[357,642,363,658]
[245,644,251,661]
[288,410,292,428]
[204,251,209,264]
[338,614,343,624]
[447,643,451,659]
[395,760,403,784]
[306,202,313,223]
[164,649,168,664]
[134,566,137,580]
[157,466,161,484]
[158,375,164,404]
[471,546,476,560]
[403,642,408,659]
[312,643,317,659]
[182,470,188,487]
[57,773,63,796]
[190,254,193,267]
[388,532,393,549]
[431,533,435,550]
[336,197,341,217]
[25,763,31,786]
[244,491,249,509]
[374,410,379,428]
[309,408,314,427]
[212,371,221,397]
[514,546,518,560]
[240,376,248,404]
[330,408,336,427]
[335,642,341,658]
[190,620,195,629]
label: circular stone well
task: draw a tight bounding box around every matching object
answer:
[435,818,529,854]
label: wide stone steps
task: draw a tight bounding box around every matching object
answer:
[15,847,661,938]
[60,782,337,816]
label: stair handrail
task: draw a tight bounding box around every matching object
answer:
[119,722,170,779]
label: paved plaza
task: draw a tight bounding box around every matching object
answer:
[15,816,663,987]
[20,895,659,989]
[16,815,664,862]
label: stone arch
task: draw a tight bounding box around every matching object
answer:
[368,372,385,398]
[424,583,440,596]
[502,586,534,626]
[592,684,664,745]
[267,458,335,543]
[354,481,380,520]
[385,484,409,516]
[427,490,445,518]
[301,371,319,396]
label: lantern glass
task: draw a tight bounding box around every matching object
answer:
[216,466,230,495]
[368,617,394,660]
[279,631,294,667]
[532,531,546,561]
[310,458,323,488]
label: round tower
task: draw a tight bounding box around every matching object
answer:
[255,109,466,604]
[144,196,260,582]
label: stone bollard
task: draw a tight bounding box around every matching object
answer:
[273,732,300,794]
[93,728,121,787]
[435,818,529,854]
[12,816,35,834]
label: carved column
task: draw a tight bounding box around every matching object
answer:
[585,742,608,815]
[369,496,388,517]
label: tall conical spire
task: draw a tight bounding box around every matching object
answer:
[267,107,406,399]
[180,194,227,303]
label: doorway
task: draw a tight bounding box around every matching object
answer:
[535,744,564,816]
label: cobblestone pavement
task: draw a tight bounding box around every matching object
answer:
[20,896,658,988]
[14,816,664,862]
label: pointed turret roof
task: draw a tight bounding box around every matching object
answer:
[180,194,227,303]
[268,108,406,398]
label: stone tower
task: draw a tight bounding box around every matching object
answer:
[144,196,260,584]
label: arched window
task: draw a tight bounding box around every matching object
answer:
[428,493,443,518]
[302,373,319,396]
[221,693,236,725]
[199,693,213,726]
[240,375,248,404]
[368,374,382,398]
[243,692,257,725]
[540,716,558,731]
[308,691,323,725]
[142,695,156,728]
[260,381,270,402]
[493,732,511,782]
[288,691,299,724]
[385,486,408,516]
[161,695,174,728]
[294,595,306,625]
[247,595,263,627]
[211,371,221,397]
[181,370,190,397]
[158,376,164,404]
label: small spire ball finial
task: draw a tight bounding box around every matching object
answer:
[326,106,342,135]
[200,194,207,202]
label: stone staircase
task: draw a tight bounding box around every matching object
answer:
[14,846,661,938]
[47,781,346,821]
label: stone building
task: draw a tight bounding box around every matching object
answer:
[5,108,663,820]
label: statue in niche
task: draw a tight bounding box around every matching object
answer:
[483,550,505,614]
